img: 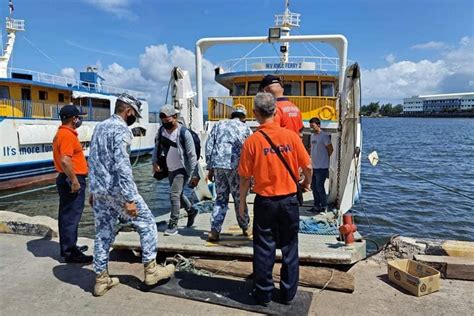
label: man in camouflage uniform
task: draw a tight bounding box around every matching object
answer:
[205,107,253,241]
[88,93,175,297]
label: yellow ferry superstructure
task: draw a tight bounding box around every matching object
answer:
[0,17,159,190]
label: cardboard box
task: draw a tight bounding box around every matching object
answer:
[387,259,440,297]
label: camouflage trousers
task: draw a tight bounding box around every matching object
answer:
[93,194,158,274]
[210,168,249,233]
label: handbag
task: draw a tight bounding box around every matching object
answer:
[259,130,304,206]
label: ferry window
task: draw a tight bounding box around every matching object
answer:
[0,85,9,98]
[58,93,65,103]
[232,83,246,96]
[39,90,48,100]
[321,81,335,96]
[304,81,319,96]
[283,81,301,96]
[247,82,260,96]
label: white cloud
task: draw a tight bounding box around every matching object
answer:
[83,0,137,20]
[385,53,395,64]
[411,41,447,50]
[60,67,76,79]
[65,44,225,111]
[362,36,474,103]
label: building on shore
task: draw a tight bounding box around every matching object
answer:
[403,92,474,114]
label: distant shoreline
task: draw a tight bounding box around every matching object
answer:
[362,112,474,118]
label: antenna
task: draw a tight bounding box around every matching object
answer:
[274,0,300,63]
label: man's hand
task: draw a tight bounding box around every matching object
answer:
[301,181,311,192]
[153,162,160,173]
[89,194,94,207]
[70,180,81,193]
[207,169,214,182]
[189,176,200,188]
[125,201,138,217]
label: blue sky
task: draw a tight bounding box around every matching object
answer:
[2,0,474,109]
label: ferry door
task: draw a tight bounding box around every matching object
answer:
[21,88,32,118]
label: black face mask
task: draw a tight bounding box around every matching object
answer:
[126,115,136,126]
[74,117,83,129]
[162,121,174,130]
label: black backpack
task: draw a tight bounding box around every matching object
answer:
[156,125,201,160]
[179,126,201,160]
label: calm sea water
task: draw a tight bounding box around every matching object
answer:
[1,118,473,245]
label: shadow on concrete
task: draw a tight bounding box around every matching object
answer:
[52,264,95,294]
[26,237,62,262]
[376,273,412,296]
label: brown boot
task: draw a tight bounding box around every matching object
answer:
[93,271,119,297]
[144,260,175,286]
[207,230,220,242]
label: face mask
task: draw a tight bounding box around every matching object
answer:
[126,114,136,126]
[162,121,174,130]
[74,117,82,129]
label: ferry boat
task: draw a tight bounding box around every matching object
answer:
[152,1,365,263]
[0,16,159,190]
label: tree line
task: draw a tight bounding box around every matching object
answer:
[360,102,403,116]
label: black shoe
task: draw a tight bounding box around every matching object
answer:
[186,209,198,228]
[65,248,93,264]
[77,245,88,252]
[251,289,271,307]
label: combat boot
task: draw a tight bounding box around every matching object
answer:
[144,260,175,286]
[93,271,119,297]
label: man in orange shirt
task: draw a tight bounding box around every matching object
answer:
[53,105,92,263]
[239,92,312,306]
[260,75,304,136]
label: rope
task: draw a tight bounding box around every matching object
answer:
[316,269,334,294]
[368,152,474,202]
[299,218,339,235]
[22,35,63,71]
[227,42,264,72]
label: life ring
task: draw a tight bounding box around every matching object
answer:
[318,106,336,121]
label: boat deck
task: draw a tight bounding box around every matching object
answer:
[113,192,366,265]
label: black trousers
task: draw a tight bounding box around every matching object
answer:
[56,173,86,257]
[253,193,300,302]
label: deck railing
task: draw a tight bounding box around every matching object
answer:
[208,96,338,121]
[0,98,110,121]
[7,68,149,99]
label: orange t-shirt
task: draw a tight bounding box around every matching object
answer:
[274,98,304,135]
[53,125,88,175]
[238,121,310,197]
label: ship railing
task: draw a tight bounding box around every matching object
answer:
[217,56,354,73]
[0,98,111,121]
[6,18,25,31]
[7,68,148,99]
[208,96,338,121]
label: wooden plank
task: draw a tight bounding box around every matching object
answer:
[414,255,474,281]
[193,258,355,293]
[442,240,474,258]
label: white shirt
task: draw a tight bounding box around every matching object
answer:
[163,128,184,172]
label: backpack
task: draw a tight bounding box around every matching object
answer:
[179,127,201,159]
[156,125,201,160]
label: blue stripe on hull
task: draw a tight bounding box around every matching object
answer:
[0,147,153,182]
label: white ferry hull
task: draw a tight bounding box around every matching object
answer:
[0,118,159,190]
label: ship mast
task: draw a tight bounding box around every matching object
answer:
[274,0,300,64]
[0,17,25,78]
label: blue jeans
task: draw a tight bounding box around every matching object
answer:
[311,168,329,209]
[56,173,86,257]
[253,194,299,303]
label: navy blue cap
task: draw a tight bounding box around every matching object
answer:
[260,75,282,90]
[59,105,87,119]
